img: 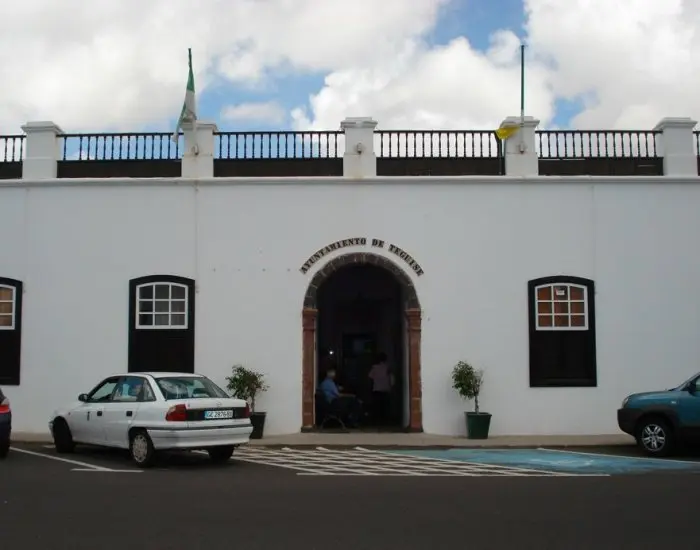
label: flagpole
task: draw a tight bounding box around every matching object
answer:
[519,43,526,153]
[172,47,198,150]
[188,48,197,139]
[188,47,198,155]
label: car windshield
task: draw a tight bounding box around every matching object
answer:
[155,376,229,400]
[672,371,700,390]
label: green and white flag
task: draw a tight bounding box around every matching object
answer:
[172,48,197,143]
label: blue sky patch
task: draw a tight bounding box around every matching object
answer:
[186,0,548,133]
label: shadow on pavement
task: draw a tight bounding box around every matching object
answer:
[11,442,266,472]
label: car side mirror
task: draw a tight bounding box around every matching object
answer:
[686,384,697,395]
[78,393,89,402]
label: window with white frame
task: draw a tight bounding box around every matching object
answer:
[136,282,188,329]
[0,285,15,330]
[535,283,588,330]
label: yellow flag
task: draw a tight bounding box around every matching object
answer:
[495,126,519,140]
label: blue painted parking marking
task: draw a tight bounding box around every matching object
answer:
[384,448,700,475]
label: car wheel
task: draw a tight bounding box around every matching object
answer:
[636,417,675,457]
[129,429,156,468]
[52,418,76,454]
[207,445,235,464]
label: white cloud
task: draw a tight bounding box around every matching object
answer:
[221,101,286,125]
[2,0,700,135]
[0,0,446,132]
[294,0,700,131]
[292,31,555,131]
[523,0,700,128]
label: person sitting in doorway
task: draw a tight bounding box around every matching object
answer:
[318,368,362,428]
[368,352,393,426]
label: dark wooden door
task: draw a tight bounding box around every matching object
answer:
[128,276,195,373]
[0,278,22,385]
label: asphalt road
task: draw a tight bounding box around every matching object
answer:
[1,444,698,550]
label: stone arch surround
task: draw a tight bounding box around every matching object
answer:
[301,252,423,431]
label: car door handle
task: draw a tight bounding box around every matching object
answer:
[126,411,133,417]
[96,411,102,417]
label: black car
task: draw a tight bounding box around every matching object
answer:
[0,388,11,459]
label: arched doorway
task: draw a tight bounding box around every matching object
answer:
[302,252,422,431]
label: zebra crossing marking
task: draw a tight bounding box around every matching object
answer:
[234,446,609,477]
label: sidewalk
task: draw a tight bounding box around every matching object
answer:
[247,432,635,448]
[11,431,635,449]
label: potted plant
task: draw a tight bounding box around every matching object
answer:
[225,364,269,439]
[451,361,491,439]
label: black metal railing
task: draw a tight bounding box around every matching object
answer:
[536,130,660,158]
[375,131,501,158]
[1,135,25,162]
[1,127,692,178]
[60,133,183,160]
[215,131,344,159]
[2,129,676,162]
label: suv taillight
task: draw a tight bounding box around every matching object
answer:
[243,404,251,418]
[165,404,187,422]
[0,397,10,414]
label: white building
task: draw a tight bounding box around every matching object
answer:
[1,116,699,438]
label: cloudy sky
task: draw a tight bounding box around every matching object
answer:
[1,0,698,134]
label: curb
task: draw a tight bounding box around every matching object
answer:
[9,438,636,449]
[11,435,636,449]
[242,443,637,450]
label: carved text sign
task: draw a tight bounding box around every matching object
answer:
[300,237,424,276]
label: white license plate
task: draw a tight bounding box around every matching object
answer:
[204,410,233,420]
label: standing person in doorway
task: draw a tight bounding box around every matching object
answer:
[368,352,393,426]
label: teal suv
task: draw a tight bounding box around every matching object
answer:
[618,371,700,457]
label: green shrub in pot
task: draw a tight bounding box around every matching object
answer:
[226,364,269,439]
[451,361,491,439]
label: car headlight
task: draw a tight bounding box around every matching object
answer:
[621,396,629,408]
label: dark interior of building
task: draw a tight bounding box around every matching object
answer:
[316,263,405,430]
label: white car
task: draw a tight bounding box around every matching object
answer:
[48,372,253,468]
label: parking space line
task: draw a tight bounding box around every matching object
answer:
[234,455,338,475]
[9,447,141,473]
[10,447,112,471]
[537,447,700,464]
[295,471,598,477]
[357,447,582,476]
[71,468,143,473]
[288,449,529,476]
[233,447,611,477]
[109,447,622,476]
[234,451,376,475]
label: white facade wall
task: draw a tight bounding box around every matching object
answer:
[2,176,700,437]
